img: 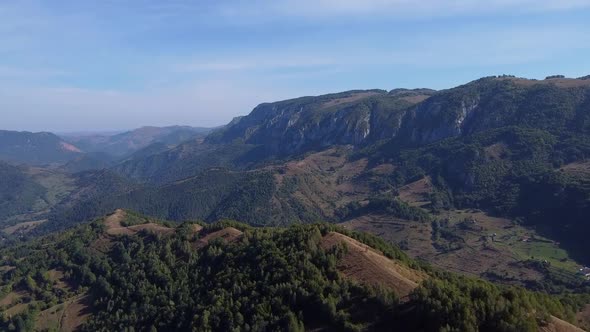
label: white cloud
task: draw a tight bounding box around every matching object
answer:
[214,0,590,21]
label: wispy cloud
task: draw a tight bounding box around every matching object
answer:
[175,55,338,72]
[214,0,590,21]
[172,22,589,75]
[0,1,589,131]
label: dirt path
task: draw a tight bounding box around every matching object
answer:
[541,316,586,332]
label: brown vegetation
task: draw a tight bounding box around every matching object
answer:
[400,94,431,104]
[559,161,590,176]
[320,92,381,109]
[104,209,174,236]
[35,294,93,332]
[501,77,590,88]
[577,304,590,331]
[47,269,73,291]
[541,316,586,332]
[397,176,434,207]
[320,231,425,298]
[0,290,25,307]
[272,147,370,217]
[2,220,47,235]
[196,227,243,248]
[342,211,546,286]
[484,142,508,160]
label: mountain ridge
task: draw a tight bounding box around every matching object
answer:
[0,130,83,165]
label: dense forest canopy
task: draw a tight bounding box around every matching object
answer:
[0,212,586,331]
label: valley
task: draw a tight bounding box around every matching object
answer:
[2,75,590,330]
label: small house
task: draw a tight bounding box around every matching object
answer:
[578,267,590,280]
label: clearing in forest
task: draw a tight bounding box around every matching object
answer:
[320,231,425,298]
[196,227,243,248]
[104,209,174,236]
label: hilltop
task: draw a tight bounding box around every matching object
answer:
[0,130,82,165]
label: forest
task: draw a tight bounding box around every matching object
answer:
[0,213,586,331]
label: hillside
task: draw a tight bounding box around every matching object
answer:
[206,89,435,155]
[2,76,590,323]
[362,77,590,263]
[0,162,47,221]
[63,126,213,158]
[59,152,116,173]
[205,77,590,155]
[0,130,82,165]
[31,76,590,263]
[0,210,585,331]
[113,142,260,184]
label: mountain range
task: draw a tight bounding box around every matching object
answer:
[2,74,590,331]
[0,126,215,167]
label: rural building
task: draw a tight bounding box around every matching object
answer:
[579,267,590,280]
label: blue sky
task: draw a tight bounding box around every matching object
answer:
[1,0,590,132]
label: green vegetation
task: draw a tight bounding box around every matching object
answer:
[45,169,278,232]
[0,213,585,331]
[336,196,430,222]
[0,162,47,221]
[380,127,590,263]
[0,130,81,165]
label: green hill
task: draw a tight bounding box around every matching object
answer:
[0,130,82,165]
[33,76,590,266]
[0,210,585,331]
[0,162,46,221]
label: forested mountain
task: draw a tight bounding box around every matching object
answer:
[113,142,260,184]
[0,210,586,331]
[59,153,116,173]
[0,131,82,165]
[362,76,590,263]
[3,75,590,331]
[63,126,214,158]
[208,77,590,151]
[10,75,590,262]
[113,89,435,183]
[0,162,46,220]
[206,89,435,154]
[117,76,590,185]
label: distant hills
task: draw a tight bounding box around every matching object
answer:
[206,89,435,154]
[61,125,214,157]
[2,74,590,330]
[0,125,215,167]
[0,130,82,165]
[0,161,47,220]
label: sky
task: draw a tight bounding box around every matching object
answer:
[1,0,590,132]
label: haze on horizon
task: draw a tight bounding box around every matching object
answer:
[2,0,590,133]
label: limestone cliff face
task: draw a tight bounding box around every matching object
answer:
[209,76,590,155]
[206,89,432,154]
[398,89,481,144]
